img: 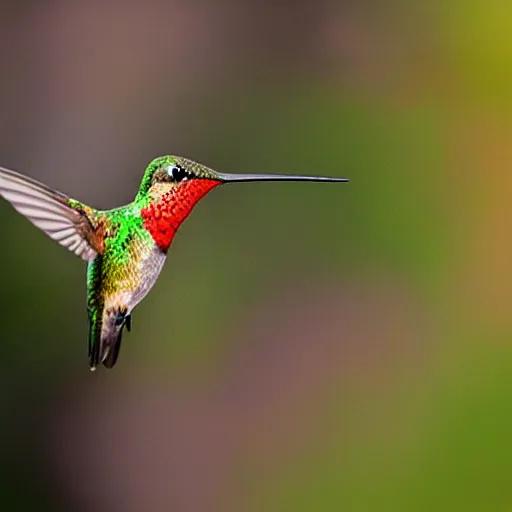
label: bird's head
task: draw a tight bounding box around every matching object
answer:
[136,154,349,251]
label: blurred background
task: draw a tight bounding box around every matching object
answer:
[0,1,511,510]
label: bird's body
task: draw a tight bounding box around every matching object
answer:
[0,155,348,370]
[84,203,166,369]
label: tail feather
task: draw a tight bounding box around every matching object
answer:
[102,325,125,369]
[103,313,131,368]
[89,308,131,370]
[88,309,103,371]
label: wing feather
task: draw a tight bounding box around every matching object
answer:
[0,166,99,262]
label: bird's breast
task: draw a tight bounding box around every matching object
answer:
[127,246,167,310]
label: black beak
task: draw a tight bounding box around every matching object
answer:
[215,172,349,183]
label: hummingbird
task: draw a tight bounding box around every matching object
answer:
[0,155,349,370]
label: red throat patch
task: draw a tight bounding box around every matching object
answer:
[141,179,221,251]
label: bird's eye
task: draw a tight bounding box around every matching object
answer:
[168,164,189,182]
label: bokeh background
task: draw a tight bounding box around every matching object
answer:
[0,1,511,511]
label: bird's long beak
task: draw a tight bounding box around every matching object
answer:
[215,171,349,183]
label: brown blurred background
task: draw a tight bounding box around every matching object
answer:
[0,1,511,511]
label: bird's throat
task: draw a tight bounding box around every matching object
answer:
[141,179,221,251]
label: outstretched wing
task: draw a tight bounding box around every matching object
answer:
[0,166,99,262]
